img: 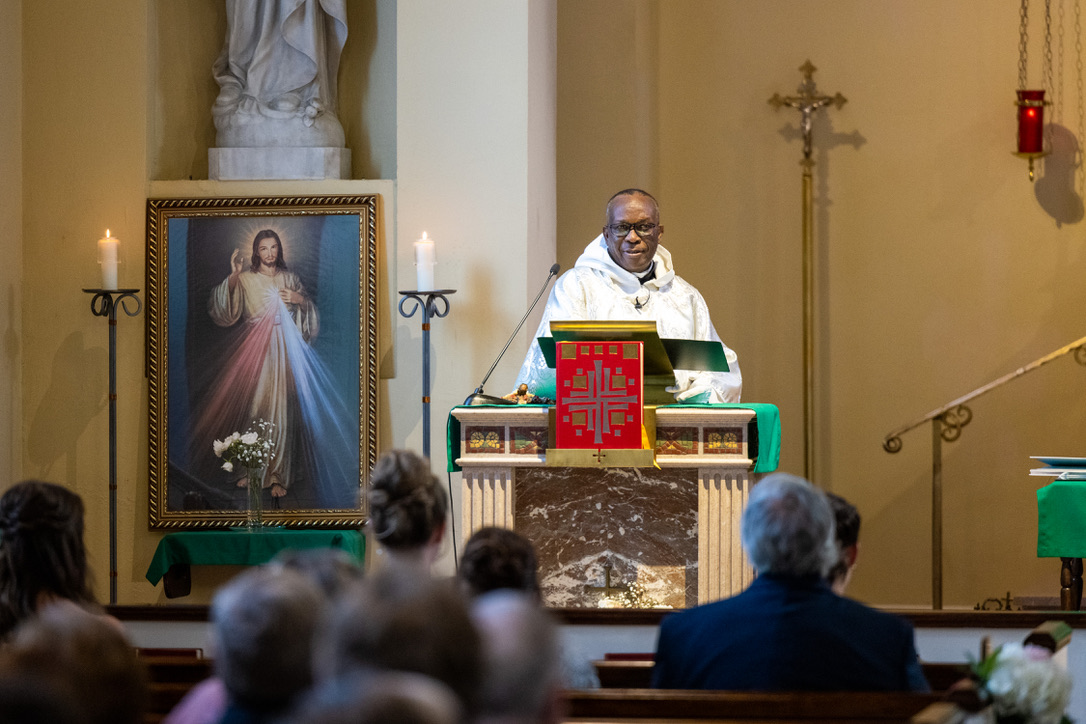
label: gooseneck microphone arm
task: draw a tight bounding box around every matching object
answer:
[465,263,560,405]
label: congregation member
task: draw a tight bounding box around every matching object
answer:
[290,670,461,724]
[827,491,861,595]
[0,602,148,724]
[457,525,599,689]
[515,189,742,403]
[0,674,83,724]
[313,566,484,721]
[367,449,449,573]
[470,591,565,724]
[206,565,325,723]
[0,480,109,640]
[164,548,363,724]
[458,526,540,599]
[651,473,928,692]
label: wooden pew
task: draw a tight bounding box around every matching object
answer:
[135,649,213,724]
[562,689,964,723]
[592,658,969,693]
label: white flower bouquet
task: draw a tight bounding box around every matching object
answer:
[213,419,275,474]
[970,642,1072,724]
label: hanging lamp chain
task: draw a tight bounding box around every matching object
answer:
[1044,0,1054,148]
[1058,0,1065,124]
[1020,0,1030,89]
[1077,0,1084,193]
[1043,0,1054,94]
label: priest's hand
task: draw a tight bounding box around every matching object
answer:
[667,376,713,404]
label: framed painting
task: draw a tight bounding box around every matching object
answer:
[146,195,378,528]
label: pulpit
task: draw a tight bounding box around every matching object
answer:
[449,403,780,608]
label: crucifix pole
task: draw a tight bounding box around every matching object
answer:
[768,60,847,484]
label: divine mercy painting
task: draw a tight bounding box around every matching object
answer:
[147,196,378,528]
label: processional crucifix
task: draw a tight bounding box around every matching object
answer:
[768,61,847,484]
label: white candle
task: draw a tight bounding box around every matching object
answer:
[414,231,436,291]
[98,229,119,290]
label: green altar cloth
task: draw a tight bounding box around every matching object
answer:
[446,402,781,474]
[1037,478,1086,557]
[145,529,365,586]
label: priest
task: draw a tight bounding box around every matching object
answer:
[514,189,742,403]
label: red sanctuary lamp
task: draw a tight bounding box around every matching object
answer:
[1015,89,1049,181]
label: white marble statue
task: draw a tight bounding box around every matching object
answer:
[212,0,349,149]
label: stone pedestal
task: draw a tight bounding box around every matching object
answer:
[452,405,760,608]
[209,147,351,181]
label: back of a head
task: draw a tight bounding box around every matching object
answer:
[0,480,94,638]
[0,602,148,724]
[471,591,562,724]
[211,565,324,711]
[367,450,448,552]
[741,473,837,578]
[0,675,85,724]
[293,670,462,724]
[269,547,364,598]
[826,492,861,584]
[458,526,540,598]
[315,567,483,717]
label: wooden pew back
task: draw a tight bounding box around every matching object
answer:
[562,689,962,723]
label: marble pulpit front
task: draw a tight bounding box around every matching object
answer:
[451,405,769,608]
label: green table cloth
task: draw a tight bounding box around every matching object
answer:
[146,529,365,586]
[1037,478,1086,557]
[446,402,780,474]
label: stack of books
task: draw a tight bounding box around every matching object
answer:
[1030,456,1086,480]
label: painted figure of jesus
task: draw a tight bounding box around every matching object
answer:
[206,229,317,499]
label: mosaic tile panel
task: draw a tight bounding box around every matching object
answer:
[655,426,699,456]
[704,427,743,455]
[465,426,505,454]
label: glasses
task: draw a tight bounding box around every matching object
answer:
[607,222,658,237]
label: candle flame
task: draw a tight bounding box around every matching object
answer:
[106,229,111,238]
[421,231,428,240]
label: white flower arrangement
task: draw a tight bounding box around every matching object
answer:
[970,642,1072,724]
[213,419,275,473]
[597,580,671,609]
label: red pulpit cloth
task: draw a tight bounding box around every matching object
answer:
[555,341,643,449]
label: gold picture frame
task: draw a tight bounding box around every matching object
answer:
[146,195,378,528]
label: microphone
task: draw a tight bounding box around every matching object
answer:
[464,263,561,406]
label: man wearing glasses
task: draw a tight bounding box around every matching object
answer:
[514,189,741,403]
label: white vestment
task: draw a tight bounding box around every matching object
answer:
[515,236,741,403]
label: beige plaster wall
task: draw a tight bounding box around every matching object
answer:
[559,0,1086,608]
[394,0,556,576]
[21,0,1063,610]
[0,0,22,484]
[22,0,151,602]
[18,0,554,603]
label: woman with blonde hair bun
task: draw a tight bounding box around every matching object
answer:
[367,450,448,572]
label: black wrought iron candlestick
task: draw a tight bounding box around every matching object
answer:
[398,290,455,461]
[83,288,142,604]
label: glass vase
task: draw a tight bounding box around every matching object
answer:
[245,466,264,531]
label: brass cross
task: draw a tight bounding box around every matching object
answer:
[768,60,847,164]
[583,561,629,595]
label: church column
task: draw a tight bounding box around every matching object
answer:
[698,468,754,603]
[461,466,516,537]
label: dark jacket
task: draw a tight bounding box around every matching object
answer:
[651,574,929,692]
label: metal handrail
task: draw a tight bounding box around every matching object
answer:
[882,333,1086,610]
[884,334,1086,453]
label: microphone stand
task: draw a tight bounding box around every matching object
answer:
[464,263,560,406]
